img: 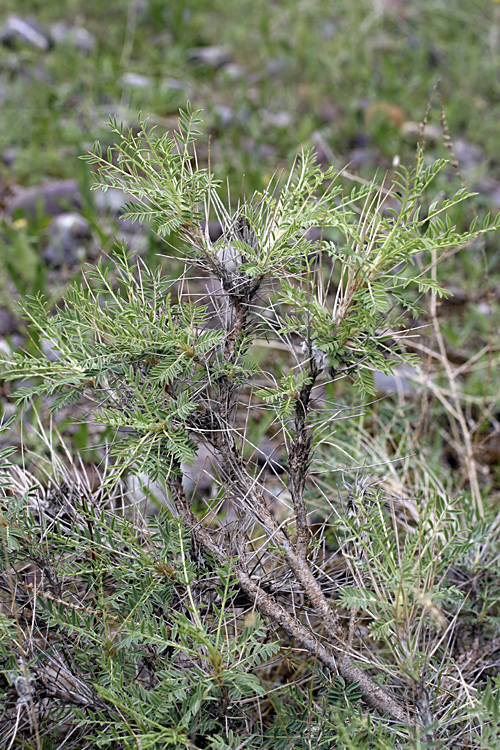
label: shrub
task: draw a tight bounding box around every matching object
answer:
[1,104,500,748]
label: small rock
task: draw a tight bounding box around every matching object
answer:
[258,143,278,161]
[201,220,223,242]
[442,285,468,305]
[322,20,337,39]
[93,187,129,215]
[374,365,417,396]
[127,473,169,516]
[453,139,484,169]
[262,110,293,129]
[1,147,19,167]
[43,213,91,267]
[160,76,190,92]
[0,338,14,357]
[183,443,215,500]
[401,121,441,143]
[131,0,150,19]
[315,104,340,125]
[213,105,248,128]
[93,186,141,228]
[0,308,17,336]
[220,62,245,80]
[115,229,149,255]
[477,178,500,207]
[0,15,50,51]
[348,147,379,169]
[27,62,54,85]
[151,31,174,47]
[243,138,277,162]
[122,72,152,89]
[187,46,232,69]
[6,180,82,218]
[265,57,288,76]
[252,441,284,476]
[50,22,96,54]
[41,337,60,362]
[93,187,146,236]
[214,105,234,127]
[302,227,325,243]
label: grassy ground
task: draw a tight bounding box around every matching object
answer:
[0,0,499,188]
[1,2,500,747]
[1,0,498,470]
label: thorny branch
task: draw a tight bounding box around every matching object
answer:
[3,107,500,746]
[165,464,408,723]
[288,357,318,557]
[175,242,411,724]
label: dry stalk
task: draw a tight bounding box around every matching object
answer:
[288,363,317,557]
[429,247,482,518]
[175,317,413,726]
[155,231,420,724]
[165,470,409,724]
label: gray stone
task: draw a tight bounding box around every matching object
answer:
[43,213,91,267]
[1,147,19,167]
[92,187,146,234]
[161,76,190,92]
[0,308,18,336]
[27,62,54,85]
[374,365,417,396]
[122,72,152,89]
[50,22,96,54]
[214,105,234,127]
[322,20,337,39]
[93,187,139,229]
[131,0,149,19]
[220,62,245,81]
[127,473,170,516]
[348,147,379,169]
[128,445,216,515]
[187,46,232,69]
[213,105,248,128]
[265,57,288,76]
[40,337,60,362]
[453,139,485,169]
[478,178,500,207]
[252,441,284,476]
[151,31,174,47]
[201,220,223,242]
[0,337,24,358]
[262,110,293,129]
[6,180,82,218]
[93,187,129,215]
[183,443,215,500]
[115,229,149,255]
[441,285,468,305]
[0,16,50,51]
[401,121,441,143]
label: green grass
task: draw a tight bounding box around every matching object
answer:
[1,6,500,745]
[0,0,499,189]
[0,0,498,469]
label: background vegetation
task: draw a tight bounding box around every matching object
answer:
[1,1,500,748]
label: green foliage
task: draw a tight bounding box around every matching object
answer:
[1,107,500,748]
[0,476,280,748]
[83,106,217,240]
[2,112,497,469]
